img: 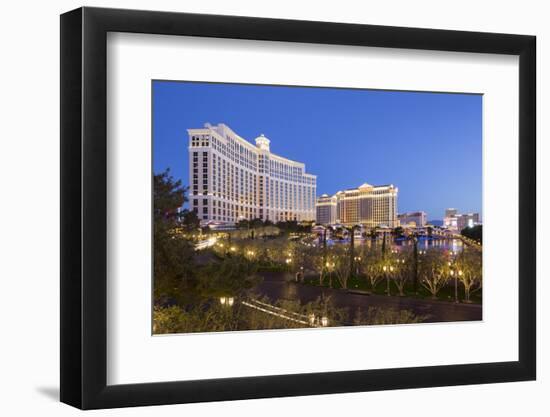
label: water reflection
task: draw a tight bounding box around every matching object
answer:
[394,237,464,253]
[328,237,464,253]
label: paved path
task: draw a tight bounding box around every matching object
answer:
[254,272,482,323]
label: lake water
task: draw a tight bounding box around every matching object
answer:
[327,237,465,253]
[394,237,465,253]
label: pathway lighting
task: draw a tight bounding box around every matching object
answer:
[450,269,458,303]
[219,296,235,307]
[383,265,393,296]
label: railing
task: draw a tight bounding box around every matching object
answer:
[241,298,319,327]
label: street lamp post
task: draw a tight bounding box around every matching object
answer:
[354,256,361,276]
[450,270,458,303]
[383,265,387,294]
[448,255,460,303]
[383,265,393,296]
[389,265,394,296]
[326,261,335,288]
[458,269,463,302]
[297,265,304,282]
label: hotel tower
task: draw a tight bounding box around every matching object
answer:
[188,123,316,224]
[316,183,398,228]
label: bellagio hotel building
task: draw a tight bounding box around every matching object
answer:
[188,123,317,224]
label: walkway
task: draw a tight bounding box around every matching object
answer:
[254,272,482,323]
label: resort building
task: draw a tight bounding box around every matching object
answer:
[316,183,399,228]
[456,213,480,231]
[187,123,317,224]
[316,194,338,225]
[443,208,481,231]
[445,208,458,218]
[443,208,458,229]
[398,211,427,228]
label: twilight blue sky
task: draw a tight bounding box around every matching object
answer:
[153,81,482,221]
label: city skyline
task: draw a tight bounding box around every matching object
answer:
[153,81,482,220]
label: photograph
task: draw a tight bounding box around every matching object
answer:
[152,80,483,334]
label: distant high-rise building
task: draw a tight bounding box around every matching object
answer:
[316,194,337,225]
[456,213,480,231]
[316,183,398,228]
[398,211,427,228]
[188,123,317,224]
[445,208,458,218]
[444,208,458,229]
[443,208,480,231]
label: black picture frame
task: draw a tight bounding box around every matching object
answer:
[60,6,536,410]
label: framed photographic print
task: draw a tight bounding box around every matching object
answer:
[60,6,536,410]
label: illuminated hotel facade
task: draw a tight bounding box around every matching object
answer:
[444,208,480,231]
[316,194,338,225]
[316,183,399,228]
[398,211,427,228]
[188,123,317,224]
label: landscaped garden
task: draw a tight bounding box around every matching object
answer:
[153,170,482,334]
